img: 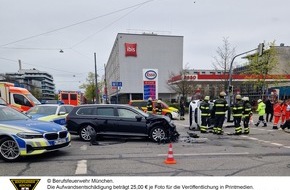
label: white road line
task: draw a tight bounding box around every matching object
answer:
[75,160,87,175]
[157,152,249,157]
[80,145,87,151]
[270,142,284,146]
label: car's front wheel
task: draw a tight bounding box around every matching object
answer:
[0,137,21,162]
[150,127,167,142]
[79,125,95,141]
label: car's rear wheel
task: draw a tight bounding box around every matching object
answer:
[0,137,21,162]
[150,127,167,142]
[79,125,95,141]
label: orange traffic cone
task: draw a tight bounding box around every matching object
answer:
[164,143,176,164]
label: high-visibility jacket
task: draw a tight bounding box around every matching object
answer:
[256,102,266,116]
[200,101,210,117]
[213,98,228,115]
[281,103,287,116]
[273,103,282,117]
[232,100,244,117]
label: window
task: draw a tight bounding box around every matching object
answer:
[117,108,138,118]
[77,107,96,115]
[13,94,32,107]
[96,107,114,116]
[70,94,77,100]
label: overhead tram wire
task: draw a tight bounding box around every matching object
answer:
[0,0,155,48]
[70,2,145,48]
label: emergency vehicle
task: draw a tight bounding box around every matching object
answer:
[0,82,41,112]
[58,91,82,106]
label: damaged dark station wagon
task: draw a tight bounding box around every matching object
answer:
[66,104,179,142]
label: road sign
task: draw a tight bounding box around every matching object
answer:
[112,81,122,87]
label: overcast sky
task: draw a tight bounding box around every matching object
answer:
[0,0,289,92]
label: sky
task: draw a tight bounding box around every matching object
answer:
[0,0,289,92]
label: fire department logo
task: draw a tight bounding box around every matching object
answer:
[10,179,40,190]
[125,43,137,57]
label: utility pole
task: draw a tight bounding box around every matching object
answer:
[94,52,99,104]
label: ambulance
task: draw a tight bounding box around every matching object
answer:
[0,82,41,112]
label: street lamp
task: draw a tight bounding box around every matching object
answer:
[227,43,264,121]
[94,52,99,104]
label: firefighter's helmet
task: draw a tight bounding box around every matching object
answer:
[157,100,161,103]
[236,94,242,100]
[257,99,262,103]
[204,96,210,101]
[148,97,152,101]
[242,97,249,101]
[219,91,226,97]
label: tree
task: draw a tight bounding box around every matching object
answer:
[212,37,236,91]
[243,41,280,98]
[79,72,101,103]
[167,67,195,101]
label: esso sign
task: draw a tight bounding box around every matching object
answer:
[145,70,157,80]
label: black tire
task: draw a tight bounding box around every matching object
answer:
[165,113,172,120]
[79,125,95,141]
[0,137,21,162]
[150,127,167,142]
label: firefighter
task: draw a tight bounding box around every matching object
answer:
[242,97,252,134]
[199,96,211,133]
[212,91,228,135]
[232,94,244,135]
[155,99,163,115]
[147,97,153,114]
[272,100,283,130]
[281,99,287,127]
[255,99,267,127]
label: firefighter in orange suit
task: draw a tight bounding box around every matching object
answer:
[281,100,287,126]
[272,100,282,130]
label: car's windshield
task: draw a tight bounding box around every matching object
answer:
[27,105,58,115]
[0,98,7,105]
[0,106,29,121]
[26,94,41,105]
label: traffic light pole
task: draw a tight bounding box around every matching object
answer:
[227,47,260,122]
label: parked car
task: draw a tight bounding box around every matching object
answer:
[0,105,71,161]
[26,104,74,126]
[66,104,179,142]
[128,100,180,120]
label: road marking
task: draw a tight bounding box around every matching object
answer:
[80,145,87,151]
[157,152,249,157]
[75,160,87,175]
[241,135,289,148]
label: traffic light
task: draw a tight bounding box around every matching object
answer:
[258,43,264,56]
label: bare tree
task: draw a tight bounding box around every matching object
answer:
[212,37,236,90]
[167,67,194,101]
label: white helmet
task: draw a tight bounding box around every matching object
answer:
[219,91,226,97]
[236,95,242,100]
[148,97,152,101]
[257,99,262,103]
[157,100,161,103]
[204,96,210,101]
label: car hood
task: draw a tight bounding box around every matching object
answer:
[147,114,171,122]
[28,113,49,119]
[168,107,179,112]
[0,119,66,134]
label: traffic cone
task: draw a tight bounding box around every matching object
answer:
[164,143,176,164]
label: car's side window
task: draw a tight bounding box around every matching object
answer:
[96,107,114,116]
[59,107,66,113]
[77,107,95,115]
[117,108,138,118]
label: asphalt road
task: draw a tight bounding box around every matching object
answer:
[1,113,290,176]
